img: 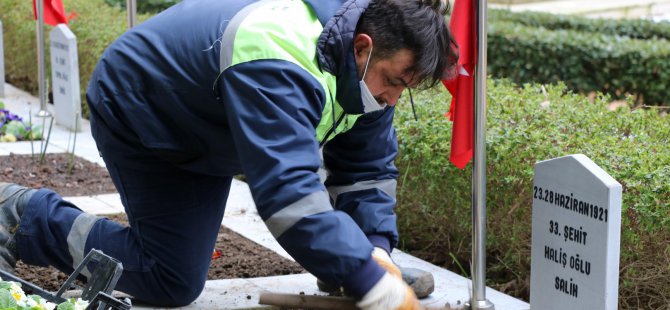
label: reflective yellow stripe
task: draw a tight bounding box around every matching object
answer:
[220,0,361,143]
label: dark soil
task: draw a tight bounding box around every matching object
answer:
[1,153,117,197]
[0,153,306,292]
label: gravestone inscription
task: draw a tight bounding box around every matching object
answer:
[530,154,621,310]
[49,24,81,131]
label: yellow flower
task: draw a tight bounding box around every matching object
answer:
[11,290,22,301]
[9,282,26,301]
[0,278,85,310]
[0,134,17,143]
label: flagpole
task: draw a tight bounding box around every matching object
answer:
[35,0,51,118]
[0,20,5,98]
[127,0,136,29]
[468,0,494,308]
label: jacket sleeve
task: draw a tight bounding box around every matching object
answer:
[219,59,385,298]
[322,107,400,253]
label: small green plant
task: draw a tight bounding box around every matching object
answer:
[37,116,55,165]
[66,113,81,173]
[0,277,89,309]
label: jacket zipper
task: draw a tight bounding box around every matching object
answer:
[319,112,345,147]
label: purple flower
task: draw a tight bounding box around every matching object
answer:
[1,109,23,122]
[1,109,26,134]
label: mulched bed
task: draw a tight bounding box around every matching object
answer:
[1,153,117,197]
[1,153,306,292]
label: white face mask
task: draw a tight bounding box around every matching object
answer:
[360,47,387,113]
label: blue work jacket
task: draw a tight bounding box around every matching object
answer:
[87,0,400,298]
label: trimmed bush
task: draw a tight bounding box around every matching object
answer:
[394,80,669,309]
[0,0,151,118]
[490,0,551,4]
[488,21,670,106]
[490,9,670,40]
[103,0,181,14]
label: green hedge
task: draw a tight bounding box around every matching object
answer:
[488,21,670,106]
[0,0,150,118]
[394,80,669,308]
[490,0,549,5]
[103,0,180,14]
[4,1,669,119]
[490,9,670,40]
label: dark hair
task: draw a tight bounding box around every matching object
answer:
[357,0,458,88]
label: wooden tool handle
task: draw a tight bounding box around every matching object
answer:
[259,291,450,310]
[258,292,358,310]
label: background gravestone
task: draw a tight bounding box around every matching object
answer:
[0,20,5,98]
[49,24,81,131]
[530,154,622,310]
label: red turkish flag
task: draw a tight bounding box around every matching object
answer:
[442,0,476,169]
[32,0,68,26]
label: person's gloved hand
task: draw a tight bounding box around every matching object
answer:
[356,272,423,310]
[371,247,402,279]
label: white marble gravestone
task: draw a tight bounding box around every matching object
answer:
[0,20,5,98]
[50,24,81,131]
[530,154,621,310]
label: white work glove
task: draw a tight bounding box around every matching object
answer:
[356,272,423,310]
[371,247,402,279]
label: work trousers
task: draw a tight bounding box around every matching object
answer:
[16,108,233,307]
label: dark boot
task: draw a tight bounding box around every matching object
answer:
[0,183,36,271]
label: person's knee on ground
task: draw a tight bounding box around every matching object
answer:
[102,237,211,307]
[138,274,207,307]
[0,183,36,271]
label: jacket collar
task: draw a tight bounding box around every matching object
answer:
[304,0,371,114]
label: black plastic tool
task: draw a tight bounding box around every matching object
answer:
[0,249,131,310]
